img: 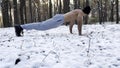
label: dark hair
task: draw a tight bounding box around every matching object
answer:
[82,6,91,14]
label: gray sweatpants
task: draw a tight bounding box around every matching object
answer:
[21,14,64,30]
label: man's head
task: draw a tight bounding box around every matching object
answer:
[82,6,91,15]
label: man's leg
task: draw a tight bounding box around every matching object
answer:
[14,22,44,37]
[14,14,64,37]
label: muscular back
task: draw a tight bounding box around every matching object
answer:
[63,9,85,35]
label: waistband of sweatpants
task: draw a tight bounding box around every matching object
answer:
[53,14,64,20]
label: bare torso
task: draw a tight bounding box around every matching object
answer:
[63,9,85,35]
[63,9,85,23]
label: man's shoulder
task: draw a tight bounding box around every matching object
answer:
[72,9,82,14]
[74,9,81,11]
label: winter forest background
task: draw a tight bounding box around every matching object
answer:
[0,0,119,28]
[0,0,120,67]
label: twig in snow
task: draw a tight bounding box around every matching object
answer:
[85,32,94,67]
[87,36,91,57]
[41,50,53,63]
[40,41,57,64]
[86,32,93,57]
[33,38,36,47]
[20,40,24,49]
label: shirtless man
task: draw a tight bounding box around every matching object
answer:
[14,6,91,37]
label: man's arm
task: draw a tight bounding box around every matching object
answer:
[77,14,83,35]
[69,20,74,34]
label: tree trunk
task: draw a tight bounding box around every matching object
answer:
[74,0,80,9]
[20,0,25,24]
[104,0,108,22]
[116,0,119,24]
[77,0,80,8]
[49,0,52,18]
[74,0,77,9]
[58,0,62,14]
[110,1,114,22]
[29,0,33,22]
[1,0,10,27]
[13,0,19,25]
[8,0,12,26]
[63,0,70,13]
[84,0,89,24]
[36,0,41,22]
[100,0,104,24]
[97,0,102,24]
[32,0,37,22]
[24,1,27,23]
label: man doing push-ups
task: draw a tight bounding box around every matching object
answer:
[14,6,91,36]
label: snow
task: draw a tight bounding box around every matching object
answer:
[0,24,120,68]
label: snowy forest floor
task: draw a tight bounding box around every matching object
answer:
[0,24,120,68]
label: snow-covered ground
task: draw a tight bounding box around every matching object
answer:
[0,24,120,68]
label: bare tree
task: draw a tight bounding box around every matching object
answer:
[74,0,80,9]
[1,0,11,27]
[84,0,89,24]
[13,0,19,25]
[74,0,78,9]
[19,0,27,24]
[58,0,62,14]
[8,0,13,26]
[29,0,33,22]
[63,0,70,13]
[116,0,119,24]
[34,0,41,22]
[49,0,52,18]
[103,0,108,22]
[97,0,103,24]
[110,0,115,22]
